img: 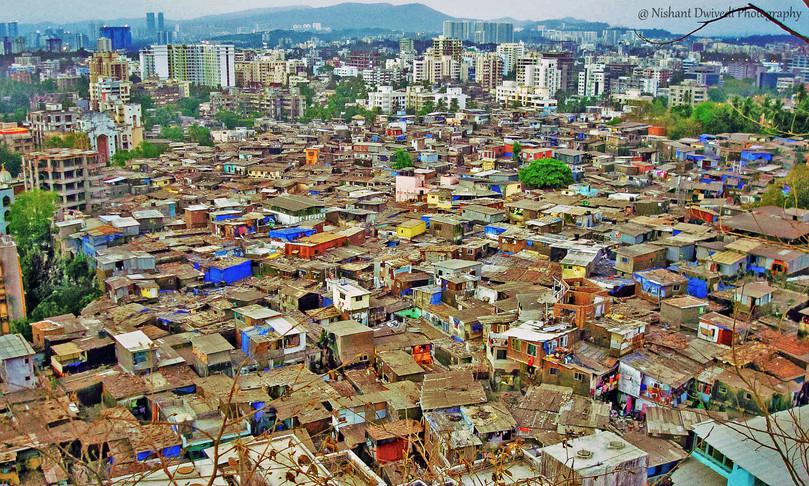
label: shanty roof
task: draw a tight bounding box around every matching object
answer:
[692,405,809,486]
[0,334,34,360]
[420,370,487,411]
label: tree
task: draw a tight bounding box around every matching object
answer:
[9,319,32,341]
[44,133,90,149]
[760,163,809,210]
[391,149,413,170]
[9,190,58,254]
[0,145,22,177]
[216,110,254,129]
[160,126,184,141]
[111,142,167,167]
[418,100,435,117]
[188,125,213,146]
[518,158,574,189]
[9,190,59,313]
[512,142,523,162]
[449,98,459,113]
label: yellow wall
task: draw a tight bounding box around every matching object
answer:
[562,264,587,279]
[503,182,522,198]
[396,221,427,239]
[427,194,452,211]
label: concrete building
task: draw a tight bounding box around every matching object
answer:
[496,81,557,111]
[0,123,34,154]
[668,80,709,107]
[442,20,513,44]
[367,86,407,114]
[144,44,236,88]
[475,53,503,91]
[0,334,35,391]
[22,148,105,212]
[90,77,131,112]
[496,42,525,76]
[27,104,80,147]
[113,330,156,375]
[525,58,562,95]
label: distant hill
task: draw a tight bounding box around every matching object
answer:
[181,2,452,33]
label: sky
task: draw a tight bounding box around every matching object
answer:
[8,0,808,36]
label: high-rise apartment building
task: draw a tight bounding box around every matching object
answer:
[399,38,416,63]
[22,149,105,212]
[142,44,236,88]
[5,22,18,39]
[146,12,156,36]
[442,20,513,44]
[475,53,503,91]
[89,51,129,84]
[99,26,132,51]
[89,51,131,111]
[496,42,525,76]
[431,36,462,61]
[524,58,562,96]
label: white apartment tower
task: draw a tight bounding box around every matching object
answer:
[147,44,236,88]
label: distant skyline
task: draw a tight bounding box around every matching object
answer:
[6,0,808,37]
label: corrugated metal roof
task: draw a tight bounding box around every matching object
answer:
[692,405,809,486]
[0,334,34,360]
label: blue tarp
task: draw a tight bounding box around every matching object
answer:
[205,259,252,284]
[484,225,507,236]
[269,227,316,241]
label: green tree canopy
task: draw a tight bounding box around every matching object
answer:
[110,142,167,167]
[391,149,414,170]
[160,126,184,141]
[9,190,58,253]
[518,158,574,189]
[188,125,213,146]
[9,189,100,319]
[44,132,90,149]
[418,100,435,117]
[0,145,22,177]
[759,163,809,210]
[512,142,523,162]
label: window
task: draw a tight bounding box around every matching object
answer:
[560,335,569,347]
[621,257,629,263]
[673,285,681,291]
[496,349,507,360]
[695,436,733,472]
[718,384,728,394]
[574,372,585,382]
[339,292,346,300]
[549,367,558,375]
[354,296,363,302]
[744,392,753,401]
[511,339,520,351]
[527,344,537,356]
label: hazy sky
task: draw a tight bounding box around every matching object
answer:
[9,0,809,36]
